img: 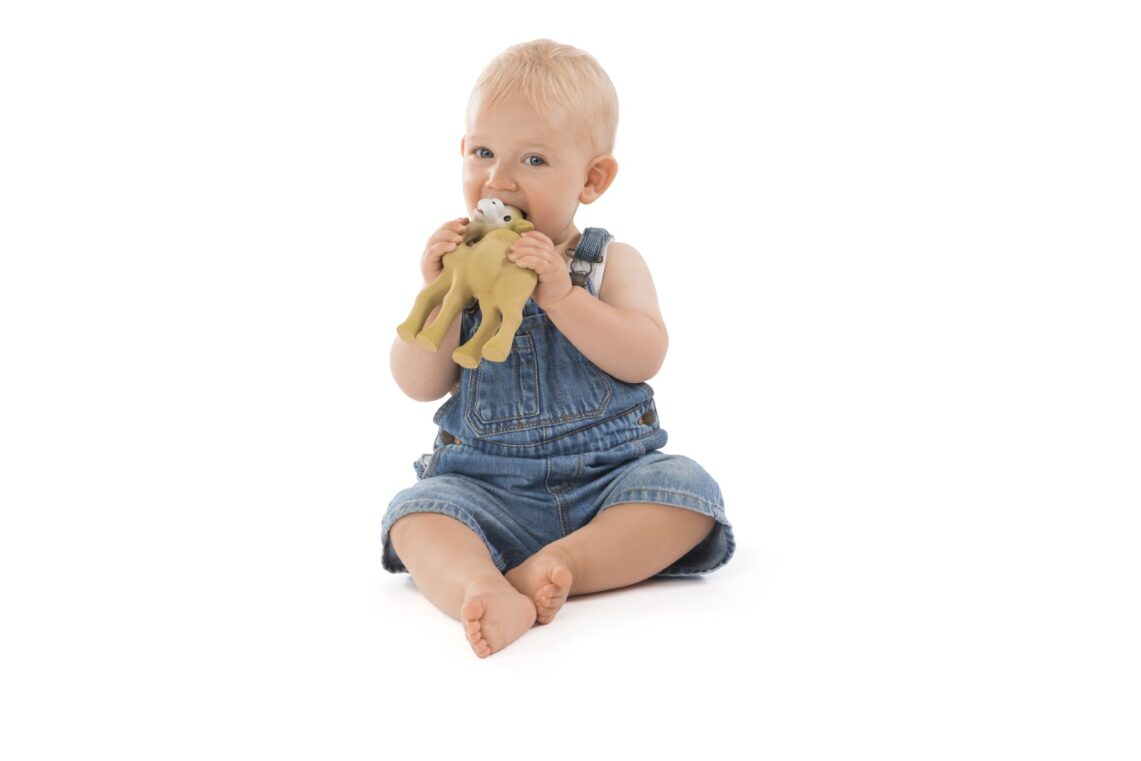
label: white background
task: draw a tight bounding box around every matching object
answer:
[2,1,1138,758]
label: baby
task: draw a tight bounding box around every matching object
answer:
[383,39,735,658]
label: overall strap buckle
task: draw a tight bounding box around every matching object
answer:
[567,227,612,288]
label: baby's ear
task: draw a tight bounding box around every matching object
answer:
[580,154,618,204]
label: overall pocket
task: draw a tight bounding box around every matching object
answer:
[531,321,613,427]
[465,331,541,433]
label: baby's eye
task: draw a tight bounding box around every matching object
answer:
[474,147,493,159]
[524,155,546,167]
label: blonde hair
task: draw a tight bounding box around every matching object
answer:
[467,39,619,157]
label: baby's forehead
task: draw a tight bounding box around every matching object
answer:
[468,97,584,137]
[467,130,566,149]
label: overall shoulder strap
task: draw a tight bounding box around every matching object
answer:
[569,227,612,288]
[573,227,612,263]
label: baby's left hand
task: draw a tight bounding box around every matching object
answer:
[508,231,573,310]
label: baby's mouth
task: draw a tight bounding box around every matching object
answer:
[475,198,528,220]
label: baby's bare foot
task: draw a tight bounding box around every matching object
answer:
[505,545,576,625]
[460,578,537,658]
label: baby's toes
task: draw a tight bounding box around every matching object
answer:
[535,567,572,624]
[549,565,572,590]
[461,598,491,657]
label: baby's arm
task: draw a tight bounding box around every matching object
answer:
[390,313,461,401]
[543,242,668,383]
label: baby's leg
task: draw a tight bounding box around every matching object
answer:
[506,503,715,620]
[389,513,536,657]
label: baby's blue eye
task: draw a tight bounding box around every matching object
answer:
[525,155,545,167]
[475,147,493,158]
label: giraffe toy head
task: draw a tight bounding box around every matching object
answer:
[465,198,532,244]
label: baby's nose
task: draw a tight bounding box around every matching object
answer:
[486,164,516,190]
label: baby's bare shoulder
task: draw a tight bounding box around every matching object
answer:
[602,240,650,276]
[602,240,653,284]
[599,241,663,322]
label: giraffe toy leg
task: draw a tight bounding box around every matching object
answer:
[416,281,472,352]
[396,273,453,343]
[453,301,502,369]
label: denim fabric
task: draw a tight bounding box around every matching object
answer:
[382,227,735,576]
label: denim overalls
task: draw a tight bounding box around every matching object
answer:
[382,228,735,576]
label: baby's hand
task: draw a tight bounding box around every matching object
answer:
[421,217,469,284]
[508,231,572,310]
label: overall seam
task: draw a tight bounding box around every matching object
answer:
[545,458,572,537]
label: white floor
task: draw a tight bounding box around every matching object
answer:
[14,428,1133,759]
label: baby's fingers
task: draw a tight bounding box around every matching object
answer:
[519,229,551,242]
[509,239,543,254]
[439,218,469,236]
[444,216,469,229]
[509,252,554,273]
[430,240,459,256]
[430,228,464,247]
[507,254,536,272]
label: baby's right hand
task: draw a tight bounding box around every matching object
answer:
[421,217,469,283]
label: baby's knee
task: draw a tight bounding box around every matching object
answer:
[686,511,717,542]
[389,512,458,548]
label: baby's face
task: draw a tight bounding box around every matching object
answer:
[461,95,595,245]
